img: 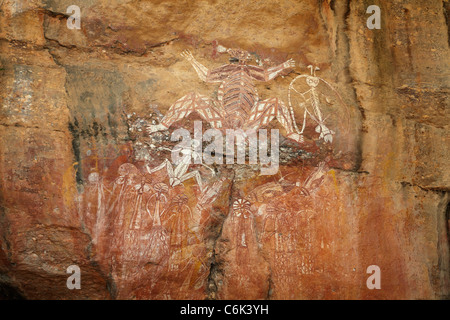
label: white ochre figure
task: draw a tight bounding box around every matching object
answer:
[146,140,215,192]
[288,65,344,143]
[147,47,304,143]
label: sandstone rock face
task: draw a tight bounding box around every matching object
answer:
[0,0,448,299]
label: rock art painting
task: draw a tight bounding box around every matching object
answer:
[147,48,303,143]
[68,44,351,299]
[0,0,448,301]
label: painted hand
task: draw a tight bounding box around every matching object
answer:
[283,58,295,69]
[180,50,194,62]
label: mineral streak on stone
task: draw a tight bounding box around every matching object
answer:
[0,0,448,300]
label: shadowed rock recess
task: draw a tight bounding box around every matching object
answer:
[0,0,448,299]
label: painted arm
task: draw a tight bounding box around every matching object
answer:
[264,58,295,81]
[201,163,216,175]
[181,50,209,82]
[146,158,171,175]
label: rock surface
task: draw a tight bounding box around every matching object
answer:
[0,0,448,299]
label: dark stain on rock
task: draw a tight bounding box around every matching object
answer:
[0,282,25,300]
[446,202,450,250]
[65,66,125,141]
[444,1,450,47]
[107,273,118,299]
[68,118,83,186]
[64,66,127,176]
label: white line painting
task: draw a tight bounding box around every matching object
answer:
[232,199,253,249]
[146,141,215,192]
[288,65,349,144]
[222,161,331,296]
[74,46,352,298]
[146,47,304,144]
[79,155,224,298]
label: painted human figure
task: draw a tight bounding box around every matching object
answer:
[146,140,214,192]
[231,198,257,268]
[147,48,303,143]
[232,199,253,247]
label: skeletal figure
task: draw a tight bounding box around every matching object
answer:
[111,163,141,228]
[86,171,112,245]
[232,199,253,248]
[129,177,153,230]
[163,194,192,249]
[144,183,170,262]
[147,47,303,143]
[288,66,340,143]
[146,140,215,192]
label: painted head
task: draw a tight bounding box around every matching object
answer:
[306,76,320,88]
[226,48,252,64]
[215,43,252,64]
[306,65,320,87]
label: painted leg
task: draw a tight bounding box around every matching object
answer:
[179,170,204,192]
[245,98,303,143]
[146,159,172,175]
[147,92,225,134]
